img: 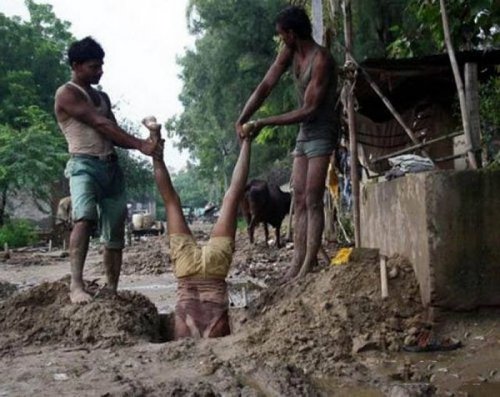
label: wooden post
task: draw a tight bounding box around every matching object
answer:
[311,0,324,45]
[286,192,294,242]
[342,0,361,247]
[356,66,430,157]
[439,0,478,169]
[465,62,482,167]
[380,255,389,299]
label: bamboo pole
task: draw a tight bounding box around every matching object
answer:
[372,130,464,163]
[342,0,360,247]
[380,255,389,299]
[465,62,482,167]
[286,194,294,242]
[356,65,429,156]
[311,0,324,45]
[439,0,478,169]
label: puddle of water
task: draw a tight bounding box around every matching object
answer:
[459,382,500,396]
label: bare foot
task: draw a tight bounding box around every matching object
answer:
[94,284,118,299]
[69,287,93,304]
[278,266,300,285]
[142,116,161,139]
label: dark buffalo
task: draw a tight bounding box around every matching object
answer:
[240,179,291,248]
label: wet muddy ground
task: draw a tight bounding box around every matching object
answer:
[0,222,499,396]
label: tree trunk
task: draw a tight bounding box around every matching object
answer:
[439,0,478,169]
[312,0,324,45]
[465,62,482,167]
[342,0,361,247]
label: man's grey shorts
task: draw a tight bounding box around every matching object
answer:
[64,156,126,249]
[293,138,335,158]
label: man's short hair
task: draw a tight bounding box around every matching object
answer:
[67,36,105,65]
[275,6,312,40]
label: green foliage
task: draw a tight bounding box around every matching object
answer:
[0,106,68,224]
[170,0,294,194]
[113,117,155,203]
[350,0,408,59]
[0,1,73,125]
[0,1,74,225]
[0,219,37,248]
[386,0,499,58]
[480,76,500,161]
[172,164,214,207]
[117,150,154,203]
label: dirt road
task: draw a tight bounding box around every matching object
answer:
[0,223,499,396]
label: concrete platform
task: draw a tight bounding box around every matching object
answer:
[360,169,500,309]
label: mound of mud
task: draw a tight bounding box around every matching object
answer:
[0,281,17,300]
[231,230,292,285]
[3,254,57,267]
[0,279,161,348]
[240,254,424,376]
[122,231,220,275]
[122,236,170,275]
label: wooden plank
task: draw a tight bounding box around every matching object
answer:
[372,131,464,163]
[465,62,482,167]
[439,0,478,169]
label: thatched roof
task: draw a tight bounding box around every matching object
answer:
[354,49,500,122]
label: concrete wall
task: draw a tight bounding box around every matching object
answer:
[360,170,500,309]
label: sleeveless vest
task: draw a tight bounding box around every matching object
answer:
[293,47,338,142]
[56,82,114,156]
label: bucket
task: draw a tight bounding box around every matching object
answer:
[132,214,144,230]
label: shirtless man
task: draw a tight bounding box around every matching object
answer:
[235,6,338,279]
[144,118,252,339]
[54,37,159,303]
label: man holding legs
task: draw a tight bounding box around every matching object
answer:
[54,37,158,303]
[235,6,339,279]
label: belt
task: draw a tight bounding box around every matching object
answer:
[71,153,118,162]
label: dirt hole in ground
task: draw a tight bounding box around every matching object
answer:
[0,277,175,349]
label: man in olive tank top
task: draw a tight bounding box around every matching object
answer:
[236,6,339,280]
[54,37,160,304]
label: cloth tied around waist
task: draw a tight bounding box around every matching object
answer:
[175,278,229,338]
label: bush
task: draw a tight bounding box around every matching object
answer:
[0,220,37,248]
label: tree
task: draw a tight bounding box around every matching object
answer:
[0,106,67,225]
[0,1,74,225]
[114,117,155,203]
[386,0,499,58]
[168,0,295,198]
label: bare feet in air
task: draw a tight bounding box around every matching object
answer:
[142,116,161,138]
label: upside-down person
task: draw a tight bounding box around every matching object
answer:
[144,117,253,339]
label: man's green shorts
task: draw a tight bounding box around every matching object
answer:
[294,138,335,158]
[64,155,126,249]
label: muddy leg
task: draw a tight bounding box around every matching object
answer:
[103,247,122,293]
[248,217,257,244]
[275,224,281,248]
[69,220,93,303]
[283,156,308,281]
[297,156,330,278]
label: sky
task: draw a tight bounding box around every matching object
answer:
[0,0,194,171]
